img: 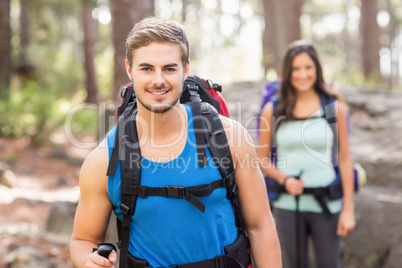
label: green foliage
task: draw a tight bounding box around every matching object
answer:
[0,81,97,143]
[68,103,99,135]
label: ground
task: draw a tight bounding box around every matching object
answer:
[0,137,87,267]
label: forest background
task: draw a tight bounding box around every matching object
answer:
[0,0,401,143]
[0,0,402,267]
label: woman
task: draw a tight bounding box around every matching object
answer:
[258,40,355,268]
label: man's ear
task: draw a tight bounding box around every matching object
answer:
[125,59,132,81]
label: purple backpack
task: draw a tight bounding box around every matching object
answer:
[256,79,281,138]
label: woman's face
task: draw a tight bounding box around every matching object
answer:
[290,52,317,93]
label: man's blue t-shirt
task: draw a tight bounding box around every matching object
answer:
[107,105,238,267]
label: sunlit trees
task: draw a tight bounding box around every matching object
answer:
[82,0,99,104]
[0,0,11,98]
[262,0,303,77]
[110,0,154,101]
[360,0,382,82]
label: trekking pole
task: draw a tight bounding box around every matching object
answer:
[295,171,303,268]
[93,243,116,258]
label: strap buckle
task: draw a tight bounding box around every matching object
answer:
[187,84,198,94]
[119,203,130,215]
[327,183,341,198]
[121,135,133,146]
[165,186,186,198]
[223,172,235,187]
[138,186,148,197]
[214,255,226,267]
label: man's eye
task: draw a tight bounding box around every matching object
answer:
[141,67,151,71]
[165,68,176,72]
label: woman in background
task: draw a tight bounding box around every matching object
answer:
[258,40,355,268]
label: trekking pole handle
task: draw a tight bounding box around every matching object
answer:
[294,170,303,196]
[93,243,117,258]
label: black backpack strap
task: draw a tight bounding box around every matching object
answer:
[117,84,135,118]
[106,92,138,268]
[202,105,251,256]
[202,107,235,199]
[118,107,142,268]
[128,253,246,268]
[107,87,136,177]
[187,83,208,167]
[121,176,234,213]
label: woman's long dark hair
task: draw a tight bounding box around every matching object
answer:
[274,40,339,120]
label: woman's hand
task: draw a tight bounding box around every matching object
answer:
[337,209,356,236]
[284,177,304,196]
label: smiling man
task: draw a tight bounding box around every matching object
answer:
[70,17,281,268]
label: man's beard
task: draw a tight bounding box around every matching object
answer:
[137,85,182,114]
[137,97,179,114]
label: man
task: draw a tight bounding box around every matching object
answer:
[70,17,281,268]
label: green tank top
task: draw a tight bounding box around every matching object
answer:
[273,109,342,213]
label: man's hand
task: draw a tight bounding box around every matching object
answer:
[86,250,117,268]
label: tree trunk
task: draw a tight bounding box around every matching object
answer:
[110,0,154,101]
[262,0,278,75]
[341,0,352,74]
[360,0,382,82]
[82,0,99,104]
[0,0,11,97]
[182,0,189,22]
[262,0,303,77]
[283,0,302,47]
[386,0,398,89]
[16,0,35,80]
[19,0,29,66]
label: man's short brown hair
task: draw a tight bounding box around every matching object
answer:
[126,17,190,68]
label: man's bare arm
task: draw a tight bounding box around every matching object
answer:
[70,140,117,267]
[222,117,282,268]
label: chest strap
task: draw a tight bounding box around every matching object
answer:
[125,230,250,268]
[128,254,244,268]
[121,173,235,213]
[268,183,342,217]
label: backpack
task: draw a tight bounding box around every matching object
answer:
[258,81,366,213]
[106,75,251,268]
[256,79,280,139]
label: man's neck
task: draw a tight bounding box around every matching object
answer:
[136,104,188,143]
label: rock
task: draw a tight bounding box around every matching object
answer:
[45,201,77,244]
[0,161,16,188]
[341,185,402,268]
[383,242,402,268]
[5,246,56,268]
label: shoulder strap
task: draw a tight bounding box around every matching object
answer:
[187,83,208,167]
[107,96,141,267]
[319,94,338,167]
[107,85,136,177]
[202,103,235,199]
[270,99,280,164]
[119,106,142,268]
[201,104,249,249]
